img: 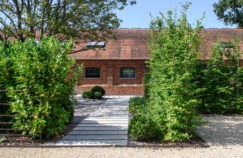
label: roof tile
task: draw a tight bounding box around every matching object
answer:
[70,29,243,60]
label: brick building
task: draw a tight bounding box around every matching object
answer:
[70,29,243,95]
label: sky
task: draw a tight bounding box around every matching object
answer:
[116,0,237,28]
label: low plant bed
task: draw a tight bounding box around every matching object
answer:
[128,96,209,148]
[0,95,104,147]
[0,136,43,147]
[128,135,208,148]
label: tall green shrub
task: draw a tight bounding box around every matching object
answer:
[0,37,82,139]
[0,42,16,123]
[197,41,243,114]
[147,6,203,141]
[0,50,8,102]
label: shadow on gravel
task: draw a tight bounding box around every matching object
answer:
[197,116,243,146]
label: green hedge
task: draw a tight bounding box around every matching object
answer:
[129,97,145,114]
[130,6,203,142]
[91,86,106,96]
[196,41,243,114]
[0,37,82,139]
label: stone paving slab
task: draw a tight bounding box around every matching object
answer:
[72,126,128,131]
[83,118,128,121]
[77,123,128,127]
[69,130,128,135]
[78,120,128,126]
[63,134,127,140]
[53,95,132,146]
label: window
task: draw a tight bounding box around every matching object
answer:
[85,67,100,78]
[120,67,136,78]
[86,41,105,48]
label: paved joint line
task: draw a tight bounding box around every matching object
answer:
[53,95,130,146]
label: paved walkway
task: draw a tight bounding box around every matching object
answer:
[54,96,131,146]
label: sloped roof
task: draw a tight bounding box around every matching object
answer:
[199,29,243,60]
[70,29,243,60]
[70,29,150,60]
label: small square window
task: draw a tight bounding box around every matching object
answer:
[120,67,136,78]
[85,67,100,78]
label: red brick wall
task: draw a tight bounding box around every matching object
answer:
[75,60,146,95]
[75,85,144,95]
[74,59,243,95]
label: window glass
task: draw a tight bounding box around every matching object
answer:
[86,41,105,48]
[85,67,100,78]
[120,67,136,78]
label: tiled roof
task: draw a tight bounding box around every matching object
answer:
[199,29,243,60]
[70,29,243,60]
[70,29,150,60]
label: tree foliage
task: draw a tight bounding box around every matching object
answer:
[0,37,82,139]
[0,0,136,42]
[130,4,203,142]
[196,40,243,114]
[213,0,243,28]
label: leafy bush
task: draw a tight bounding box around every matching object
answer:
[91,86,105,96]
[93,91,102,99]
[129,114,161,141]
[0,37,82,139]
[82,91,94,99]
[129,97,145,113]
[140,5,203,142]
[196,41,243,114]
[82,87,104,100]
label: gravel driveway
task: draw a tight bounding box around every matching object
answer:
[197,115,243,147]
[1,114,242,158]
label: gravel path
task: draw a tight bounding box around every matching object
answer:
[1,146,243,158]
[197,115,243,147]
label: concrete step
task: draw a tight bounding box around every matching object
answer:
[81,121,128,124]
[81,120,128,124]
[90,114,128,117]
[73,126,128,131]
[69,130,128,135]
[77,123,128,127]
[62,134,127,140]
[84,117,128,120]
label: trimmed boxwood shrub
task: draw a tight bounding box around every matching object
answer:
[93,91,102,99]
[82,91,94,99]
[91,86,105,96]
[82,86,105,99]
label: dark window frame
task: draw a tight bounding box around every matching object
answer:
[85,67,101,78]
[120,67,136,79]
